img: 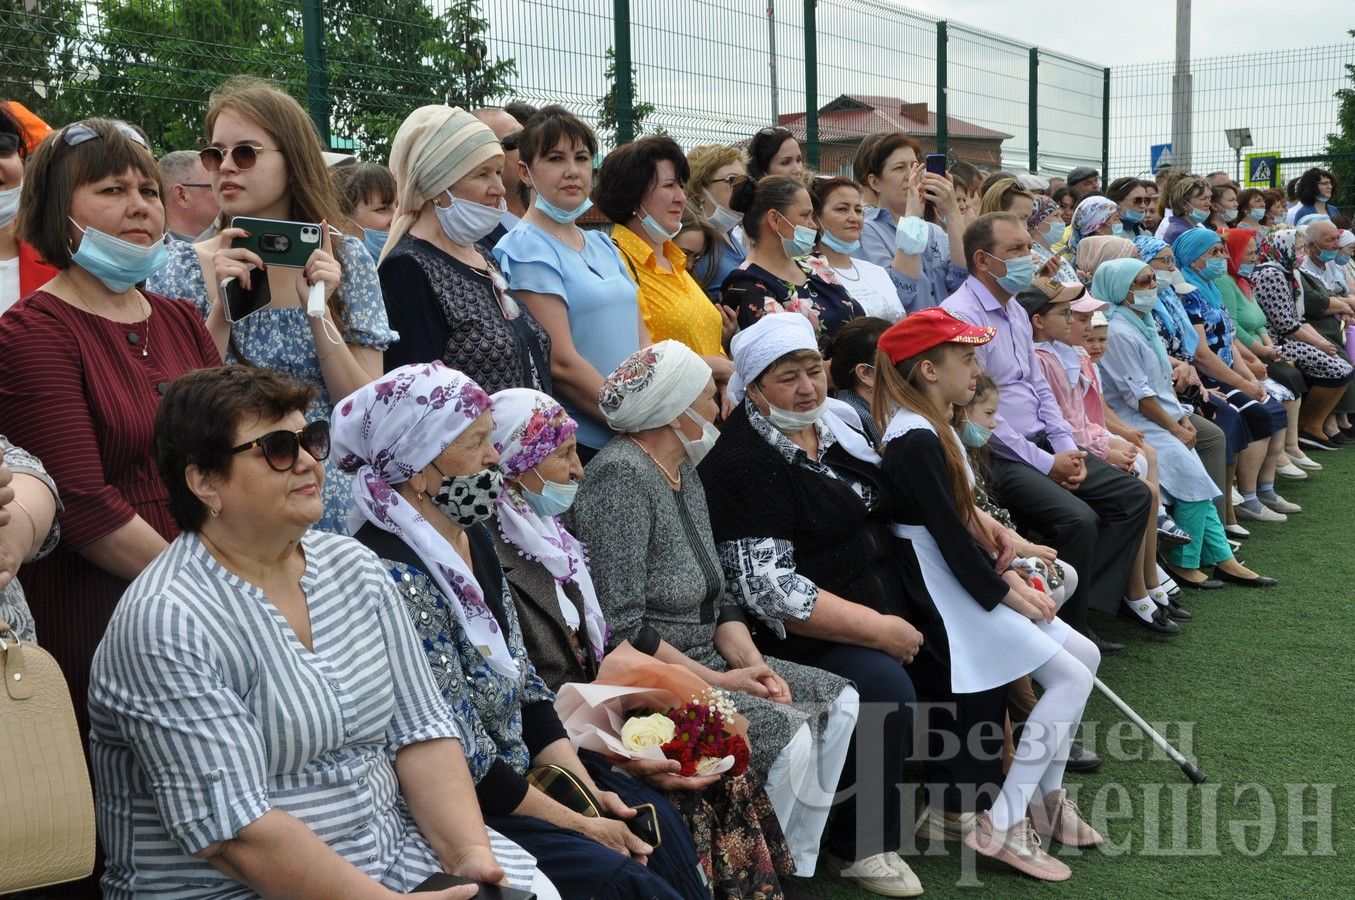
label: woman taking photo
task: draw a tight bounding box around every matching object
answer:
[0,118,220,745]
[811,175,916,321]
[721,175,862,340]
[683,144,748,296]
[89,365,554,899]
[494,105,645,461]
[146,76,394,534]
[378,106,552,394]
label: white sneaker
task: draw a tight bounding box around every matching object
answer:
[1235,502,1286,523]
[1276,461,1308,480]
[835,852,925,897]
[915,807,978,842]
[1290,453,1323,471]
[1260,494,1302,514]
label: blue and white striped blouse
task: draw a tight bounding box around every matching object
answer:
[88,529,539,897]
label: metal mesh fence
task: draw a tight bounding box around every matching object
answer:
[1108,42,1354,184]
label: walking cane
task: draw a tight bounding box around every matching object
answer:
[1093,677,1208,784]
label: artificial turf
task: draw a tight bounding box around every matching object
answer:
[808,449,1352,898]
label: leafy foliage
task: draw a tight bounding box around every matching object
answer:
[597,46,658,147]
[1324,29,1355,210]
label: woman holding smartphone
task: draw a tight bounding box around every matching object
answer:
[147,76,394,534]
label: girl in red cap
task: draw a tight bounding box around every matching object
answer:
[870,307,1103,882]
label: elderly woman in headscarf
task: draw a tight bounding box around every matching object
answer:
[1250,229,1355,449]
[331,362,706,900]
[1064,196,1121,262]
[565,340,859,886]
[487,387,798,900]
[1029,195,1079,283]
[377,105,552,392]
[695,313,942,895]
[1093,259,1277,589]
[1173,227,1297,523]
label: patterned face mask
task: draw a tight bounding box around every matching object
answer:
[431,466,504,526]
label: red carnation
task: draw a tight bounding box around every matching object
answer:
[727,734,750,776]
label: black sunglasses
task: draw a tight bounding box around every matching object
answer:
[230,420,331,472]
[0,132,20,159]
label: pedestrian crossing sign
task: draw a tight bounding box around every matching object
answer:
[1245,153,1279,187]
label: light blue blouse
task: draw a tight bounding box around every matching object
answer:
[494,224,640,449]
[859,207,967,306]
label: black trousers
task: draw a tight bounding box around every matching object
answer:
[989,452,1154,627]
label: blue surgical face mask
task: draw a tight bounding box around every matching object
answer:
[1189,207,1210,224]
[522,472,579,518]
[1130,289,1158,313]
[362,227,389,261]
[1317,248,1339,263]
[1121,208,1144,224]
[68,217,168,292]
[1222,208,1238,223]
[1248,208,1266,222]
[776,213,817,258]
[1110,222,1125,237]
[820,230,861,254]
[534,191,593,225]
[1337,253,1352,267]
[0,184,19,229]
[1202,257,1227,280]
[1237,262,1255,278]
[638,204,680,243]
[1317,194,1331,203]
[1042,219,1065,244]
[989,251,1037,294]
[960,419,993,448]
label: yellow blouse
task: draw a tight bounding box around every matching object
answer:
[612,225,725,357]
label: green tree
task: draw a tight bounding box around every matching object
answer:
[1326,29,1355,211]
[0,0,83,122]
[597,46,659,147]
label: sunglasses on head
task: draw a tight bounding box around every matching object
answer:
[199,142,280,173]
[756,126,791,139]
[0,132,21,159]
[230,420,331,472]
[60,121,150,151]
[500,130,523,152]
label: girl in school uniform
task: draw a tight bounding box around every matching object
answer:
[869,307,1103,882]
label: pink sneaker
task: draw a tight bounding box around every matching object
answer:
[963,811,1072,881]
[1031,788,1104,848]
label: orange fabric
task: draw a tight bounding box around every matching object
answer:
[1,101,51,154]
[593,642,749,738]
[18,242,58,297]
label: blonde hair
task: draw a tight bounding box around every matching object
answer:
[685,144,747,205]
[979,177,1032,216]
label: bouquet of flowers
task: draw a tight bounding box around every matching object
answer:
[554,643,750,780]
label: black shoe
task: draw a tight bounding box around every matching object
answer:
[1065,741,1102,774]
[1086,628,1125,655]
[1298,431,1340,451]
[1332,431,1355,446]
[1120,602,1182,635]
[1165,597,1193,621]
[1165,566,1226,590]
[1212,567,1278,588]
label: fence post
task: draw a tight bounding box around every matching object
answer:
[1101,67,1111,180]
[936,20,948,157]
[803,0,819,169]
[1028,48,1038,174]
[300,0,331,146]
[613,0,634,144]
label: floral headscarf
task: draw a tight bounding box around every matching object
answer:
[489,389,606,664]
[331,361,518,678]
[1258,229,1299,272]
[1069,196,1118,251]
[599,340,712,434]
[1028,195,1059,229]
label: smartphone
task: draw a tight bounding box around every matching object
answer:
[230,216,322,268]
[626,802,662,848]
[411,873,536,899]
[221,273,271,324]
[924,153,948,176]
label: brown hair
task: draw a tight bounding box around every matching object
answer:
[516,104,598,167]
[828,315,890,391]
[728,174,807,243]
[155,365,317,532]
[963,211,1024,271]
[808,175,860,216]
[334,162,396,215]
[594,136,690,225]
[1161,172,1208,217]
[678,202,722,290]
[853,132,923,195]
[17,118,165,269]
[684,144,746,205]
[747,126,797,181]
[871,343,977,526]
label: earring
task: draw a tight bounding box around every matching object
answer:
[208,506,221,518]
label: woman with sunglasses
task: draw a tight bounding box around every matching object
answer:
[88,365,557,900]
[377,106,552,397]
[145,76,395,534]
[0,119,220,774]
[0,100,57,314]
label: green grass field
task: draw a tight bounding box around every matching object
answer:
[808,450,1352,898]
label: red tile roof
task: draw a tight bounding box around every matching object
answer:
[778,94,1011,142]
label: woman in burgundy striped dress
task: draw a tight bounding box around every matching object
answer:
[0,118,220,751]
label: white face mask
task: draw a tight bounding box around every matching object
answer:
[435,191,505,245]
[0,184,20,229]
[671,408,719,466]
[757,384,828,432]
[703,190,742,233]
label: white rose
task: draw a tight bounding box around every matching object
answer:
[621,714,675,752]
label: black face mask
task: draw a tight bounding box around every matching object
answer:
[431,466,504,526]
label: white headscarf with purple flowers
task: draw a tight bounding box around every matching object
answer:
[332,361,517,677]
[490,388,607,663]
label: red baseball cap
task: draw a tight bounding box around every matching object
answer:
[878,307,996,364]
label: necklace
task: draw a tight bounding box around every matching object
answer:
[627,435,681,488]
[834,261,862,282]
[65,274,152,358]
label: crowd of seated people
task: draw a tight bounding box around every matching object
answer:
[4,81,1355,898]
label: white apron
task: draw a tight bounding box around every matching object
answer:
[884,409,1072,694]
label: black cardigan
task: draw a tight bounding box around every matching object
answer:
[698,405,921,664]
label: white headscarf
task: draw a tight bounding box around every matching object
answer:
[598,340,713,433]
[730,313,881,464]
[490,389,606,663]
[331,362,517,678]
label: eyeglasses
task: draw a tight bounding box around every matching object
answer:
[199,143,280,173]
[60,121,150,151]
[1132,274,1159,288]
[0,132,20,159]
[230,420,331,472]
[708,174,740,188]
[178,182,212,189]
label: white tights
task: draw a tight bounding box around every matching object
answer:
[989,628,1100,831]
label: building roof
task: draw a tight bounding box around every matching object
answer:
[778,94,1012,143]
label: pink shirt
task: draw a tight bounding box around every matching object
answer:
[1034,344,1112,459]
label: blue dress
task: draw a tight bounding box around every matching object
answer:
[147,238,397,534]
[494,224,640,450]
